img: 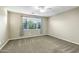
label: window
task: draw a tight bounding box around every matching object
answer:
[22,16,41,30]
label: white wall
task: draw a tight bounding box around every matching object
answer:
[0,7,8,48]
[8,12,48,39]
[48,7,79,45]
[8,12,21,39]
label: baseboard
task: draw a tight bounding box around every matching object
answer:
[0,39,9,50]
[48,34,79,45]
[9,34,47,40]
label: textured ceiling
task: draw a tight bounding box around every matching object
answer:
[5,6,78,17]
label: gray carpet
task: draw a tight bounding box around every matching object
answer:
[1,35,79,53]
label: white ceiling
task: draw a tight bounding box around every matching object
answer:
[5,6,78,17]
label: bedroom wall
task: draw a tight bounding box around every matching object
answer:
[48,7,79,45]
[8,12,48,39]
[0,7,8,48]
[8,12,21,39]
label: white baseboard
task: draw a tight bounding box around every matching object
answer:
[9,34,47,40]
[0,39,9,50]
[48,34,79,45]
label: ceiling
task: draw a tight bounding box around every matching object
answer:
[5,6,78,17]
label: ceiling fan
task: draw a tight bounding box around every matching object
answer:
[34,6,53,12]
